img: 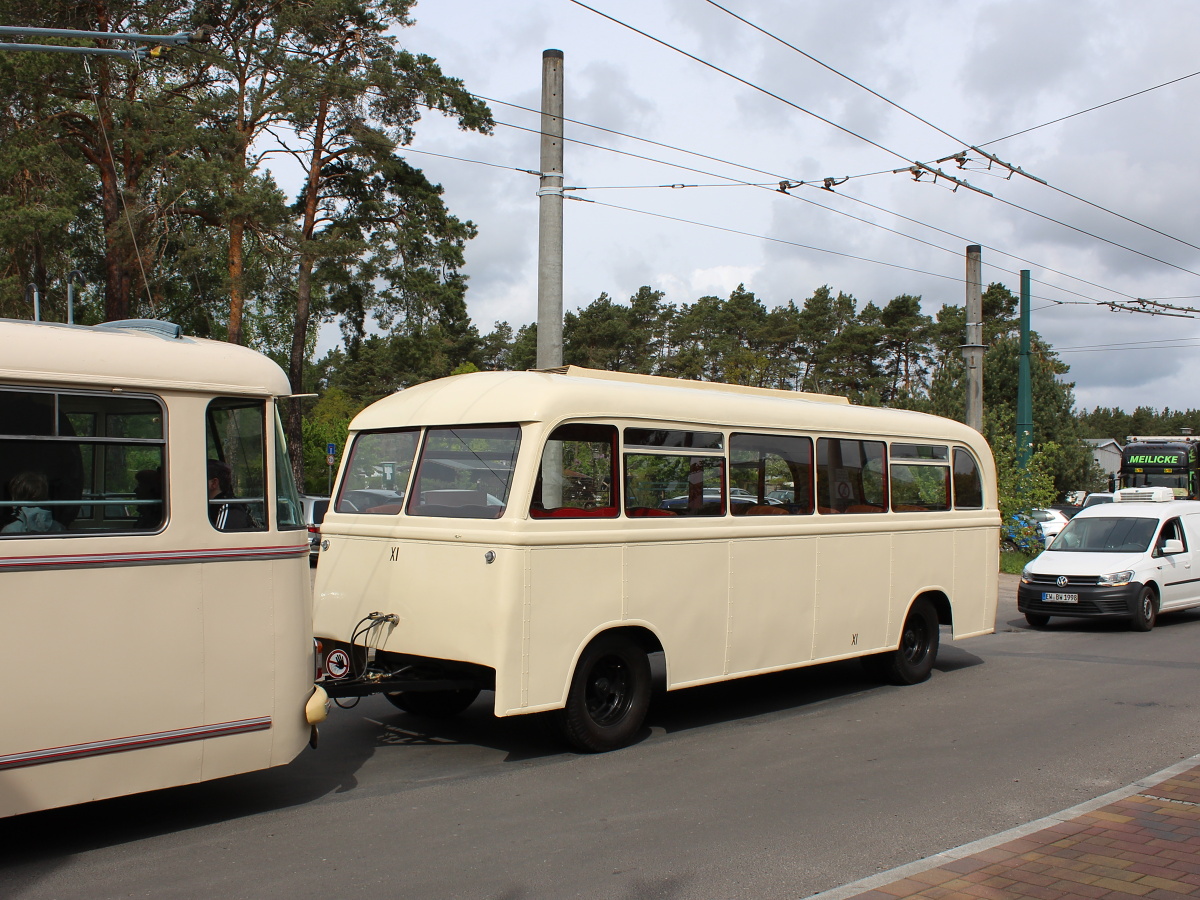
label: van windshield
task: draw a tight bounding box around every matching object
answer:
[1049,516,1157,553]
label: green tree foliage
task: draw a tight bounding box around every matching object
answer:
[299,386,362,494]
[1078,407,1200,440]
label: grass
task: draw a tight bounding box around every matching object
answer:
[1000,549,1036,574]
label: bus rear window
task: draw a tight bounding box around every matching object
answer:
[336,430,418,514]
[408,426,521,519]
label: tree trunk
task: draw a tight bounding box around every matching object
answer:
[228,214,246,344]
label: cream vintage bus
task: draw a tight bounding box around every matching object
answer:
[313,367,999,752]
[0,318,326,818]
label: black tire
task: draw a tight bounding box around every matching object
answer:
[385,687,480,718]
[1024,612,1051,628]
[864,598,940,685]
[1130,586,1158,632]
[554,633,651,753]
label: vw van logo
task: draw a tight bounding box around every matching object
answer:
[1056,576,1068,587]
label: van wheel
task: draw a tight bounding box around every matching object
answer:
[1024,612,1050,628]
[385,688,480,718]
[1130,586,1158,632]
[864,598,940,685]
[555,634,651,753]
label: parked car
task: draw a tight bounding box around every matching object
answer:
[301,495,329,565]
[337,488,404,513]
[1080,492,1115,508]
[1002,512,1042,552]
[1018,487,1200,631]
[1031,507,1070,544]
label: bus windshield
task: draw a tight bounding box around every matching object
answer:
[1050,516,1158,553]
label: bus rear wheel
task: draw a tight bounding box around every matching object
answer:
[555,633,651,753]
[863,597,940,685]
[385,687,480,718]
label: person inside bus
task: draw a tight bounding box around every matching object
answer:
[134,467,164,529]
[2,470,65,534]
[207,459,254,531]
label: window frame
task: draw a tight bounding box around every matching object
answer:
[0,386,168,538]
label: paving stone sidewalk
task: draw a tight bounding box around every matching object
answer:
[809,757,1200,900]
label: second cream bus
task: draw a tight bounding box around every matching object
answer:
[313,367,999,751]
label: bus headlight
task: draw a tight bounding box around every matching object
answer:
[1097,570,1135,586]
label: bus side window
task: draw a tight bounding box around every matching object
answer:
[729,433,814,515]
[624,453,725,516]
[890,444,951,512]
[816,438,886,513]
[206,398,268,532]
[530,423,618,518]
[1,388,164,536]
[952,448,984,509]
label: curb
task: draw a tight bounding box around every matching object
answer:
[803,751,1200,899]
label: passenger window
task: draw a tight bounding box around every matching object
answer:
[0,389,165,536]
[890,445,950,512]
[531,423,618,518]
[206,398,267,532]
[953,448,984,509]
[336,429,418,514]
[816,438,886,513]
[1156,519,1186,555]
[729,433,813,515]
[407,425,521,519]
[624,453,725,517]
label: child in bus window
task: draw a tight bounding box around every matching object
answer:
[2,470,65,534]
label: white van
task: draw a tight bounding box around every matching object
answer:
[1018,487,1200,631]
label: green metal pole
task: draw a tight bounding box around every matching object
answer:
[1017,270,1033,468]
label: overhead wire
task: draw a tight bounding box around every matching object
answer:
[582,1,1200,283]
[19,35,1183,317]
[703,0,1200,258]
[175,32,1186,305]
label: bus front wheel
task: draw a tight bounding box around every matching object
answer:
[385,687,480,718]
[864,597,940,685]
[555,633,651,753]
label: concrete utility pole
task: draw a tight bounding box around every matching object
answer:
[1017,269,1033,468]
[963,245,985,432]
[536,49,564,370]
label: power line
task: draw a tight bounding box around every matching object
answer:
[564,0,990,199]
[184,30,1196,309]
[11,38,1187,318]
[568,193,992,287]
[593,1,1200,285]
[1058,336,1200,352]
[979,69,1200,147]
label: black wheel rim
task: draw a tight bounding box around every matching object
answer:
[900,617,930,666]
[584,653,633,726]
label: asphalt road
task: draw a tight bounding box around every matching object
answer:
[4,574,1200,900]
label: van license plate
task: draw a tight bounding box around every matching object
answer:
[1043,592,1078,603]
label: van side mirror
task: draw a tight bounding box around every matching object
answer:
[1162,538,1185,555]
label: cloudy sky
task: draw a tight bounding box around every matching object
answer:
[347,0,1200,412]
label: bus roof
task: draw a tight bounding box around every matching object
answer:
[351,367,988,448]
[0,319,292,396]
